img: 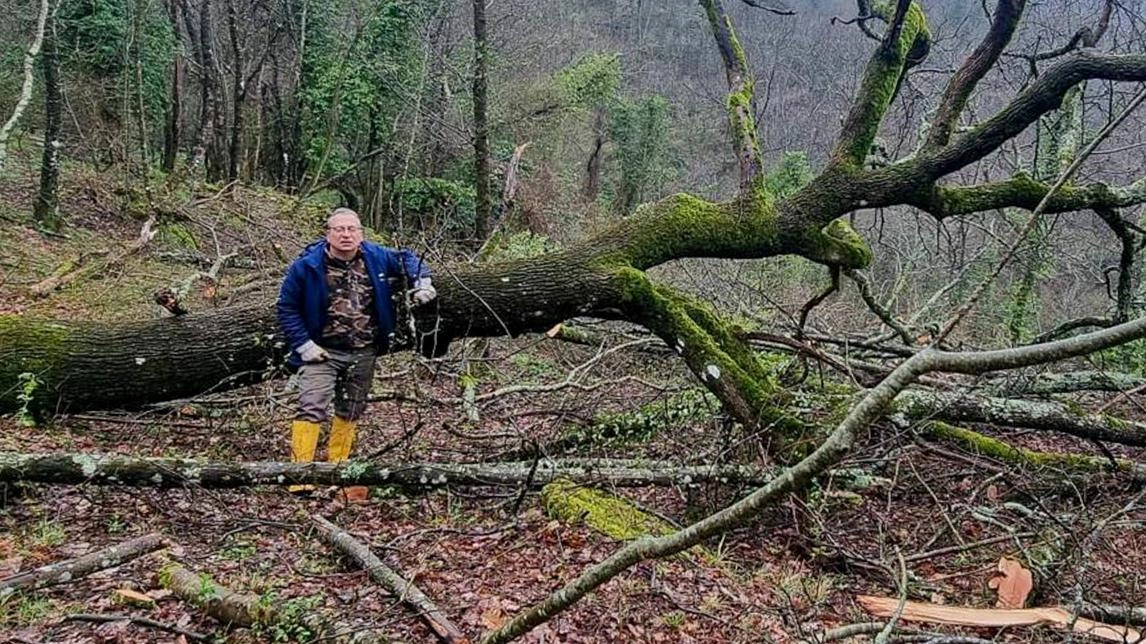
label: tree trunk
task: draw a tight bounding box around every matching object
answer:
[471,0,492,241]
[583,106,606,201]
[162,54,183,172]
[225,0,243,181]
[0,0,49,170]
[32,6,61,233]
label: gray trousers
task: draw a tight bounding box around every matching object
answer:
[296,347,378,422]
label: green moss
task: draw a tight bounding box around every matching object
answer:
[803,218,873,269]
[542,478,674,541]
[922,421,1131,473]
[838,1,931,166]
[0,316,71,413]
[158,223,199,250]
[613,268,810,453]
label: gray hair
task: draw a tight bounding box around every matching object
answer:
[326,207,361,228]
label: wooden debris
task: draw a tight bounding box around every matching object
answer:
[311,515,470,644]
[858,595,1141,643]
[0,533,166,597]
[160,564,271,628]
[112,587,157,608]
[30,215,156,297]
[987,557,1033,608]
[63,613,211,642]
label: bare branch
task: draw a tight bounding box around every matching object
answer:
[482,311,1146,644]
[926,0,1026,149]
[736,0,793,15]
[845,268,917,345]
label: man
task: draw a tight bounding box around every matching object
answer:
[277,207,436,500]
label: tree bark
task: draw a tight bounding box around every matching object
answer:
[32,4,62,233]
[162,565,271,627]
[0,453,841,489]
[896,390,1146,447]
[0,533,166,598]
[471,0,492,240]
[162,54,184,172]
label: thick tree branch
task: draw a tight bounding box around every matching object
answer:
[925,0,1025,149]
[898,390,1146,447]
[0,533,166,597]
[830,0,930,168]
[0,454,802,489]
[923,53,1146,178]
[701,0,764,189]
[908,174,1146,219]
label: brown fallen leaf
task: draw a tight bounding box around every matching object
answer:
[987,556,1033,608]
[857,595,1141,643]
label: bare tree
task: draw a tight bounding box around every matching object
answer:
[0,0,49,170]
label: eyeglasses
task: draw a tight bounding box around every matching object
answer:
[328,225,362,233]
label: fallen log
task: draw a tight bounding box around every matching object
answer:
[162,562,388,642]
[0,453,882,489]
[0,533,166,598]
[983,370,1146,396]
[161,565,272,627]
[312,515,469,644]
[919,421,1146,480]
[897,390,1146,447]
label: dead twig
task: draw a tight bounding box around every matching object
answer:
[311,515,470,644]
[62,613,212,642]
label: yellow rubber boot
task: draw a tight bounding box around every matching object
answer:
[328,417,368,503]
[327,416,357,462]
[289,419,320,494]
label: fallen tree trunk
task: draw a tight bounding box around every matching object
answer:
[897,390,1146,447]
[311,515,469,644]
[982,370,1146,396]
[0,452,879,489]
[0,533,166,598]
[918,421,1146,480]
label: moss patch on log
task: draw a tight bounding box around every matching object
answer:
[542,478,675,541]
[921,421,1140,475]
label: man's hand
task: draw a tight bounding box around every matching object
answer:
[410,277,437,306]
[297,340,329,363]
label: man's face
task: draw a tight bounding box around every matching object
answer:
[326,213,364,255]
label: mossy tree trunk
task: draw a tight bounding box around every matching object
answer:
[32,2,61,233]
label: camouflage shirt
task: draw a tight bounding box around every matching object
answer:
[320,250,376,349]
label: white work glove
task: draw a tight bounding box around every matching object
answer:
[410,277,437,306]
[297,340,329,363]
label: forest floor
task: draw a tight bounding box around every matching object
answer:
[1,160,1144,643]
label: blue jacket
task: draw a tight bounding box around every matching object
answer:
[277,240,431,364]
